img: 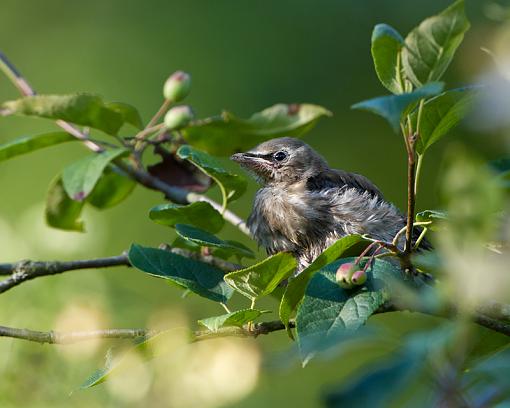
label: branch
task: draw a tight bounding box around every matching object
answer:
[0,51,250,237]
[0,320,294,345]
[404,132,417,256]
[0,248,240,294]
[2,303,510,346]
[0,254,130,293]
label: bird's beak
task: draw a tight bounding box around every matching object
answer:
[230,152,262,165]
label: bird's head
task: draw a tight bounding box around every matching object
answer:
[231,137,328,186]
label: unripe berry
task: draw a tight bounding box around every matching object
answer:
[351,269,367,285]
[164,105,194,130]
[336,263,355,289]
[163,71,191,102]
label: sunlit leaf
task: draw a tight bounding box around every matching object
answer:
[0,132,75,162]
[128,244,234,303]
[62,148,128,201]
[279,235,368,335]
[371,24,405,94]
[181,103,331,156]
[198,309,270,332]
[2,94,128,135]
[177,145,247,206]
[402,0,470,86]
[149,202,225,233]
[410,88,475,155]
[352,82,444,132]
[224,252,297,301]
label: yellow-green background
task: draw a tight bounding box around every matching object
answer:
[0,0,505,406]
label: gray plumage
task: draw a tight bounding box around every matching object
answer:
[231,137,425,273]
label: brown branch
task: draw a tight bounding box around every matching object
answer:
[0,254,130,293]
[404,132,417,256]
[0,248,240,294]
[0,51,250,237]
[0,320,295,345]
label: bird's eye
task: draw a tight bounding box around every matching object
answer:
[273,151,287,162]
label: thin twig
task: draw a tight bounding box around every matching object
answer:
[2,302,510,346]
[0,320,296,345]
[145,99,172,130]
[0,51,250,237]
[0,255,130,293]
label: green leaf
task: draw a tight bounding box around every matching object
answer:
[128,244,234,303]
[174,224,254,259]
[352,82,444,132]
[324,326,456,407]
[62,148,128,201]
[198,309,270,332]
[466,346,510,393]
[416,210,447,231]
[371,24,405,94]
[324,355,426,408]
[402,0,470,87]
[181,104,331,156]
[87,167,136,209]
[45,176,85,232]
[106,102,143,129]
[2,94,127,135]
[411,88,475,155]
[177,145,247,206]
[149,202,224,233]
[0,132,75,162]
[224,252,297,301]
[81,328,193,388]
[296,258,402,362]
[279,235,368,335]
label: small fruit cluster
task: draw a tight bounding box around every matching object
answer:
[335,262,367,289]
[163,71,194,130]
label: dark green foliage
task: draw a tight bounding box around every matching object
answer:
[128,244,234,303]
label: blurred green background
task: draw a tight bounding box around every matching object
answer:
[0,0,506,406]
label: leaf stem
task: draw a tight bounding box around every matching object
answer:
[412,226,428,250]
[221,303,231,313]
[414,154,424,195]
[145,98,172,129]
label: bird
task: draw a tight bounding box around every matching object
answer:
[231,137,428,274]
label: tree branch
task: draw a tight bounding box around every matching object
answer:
[0,51,250,237]
[0,320,295,345]
[0,248,240,294]
[2,305,510,347]
[0,254,130,293]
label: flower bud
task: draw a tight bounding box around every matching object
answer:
[163,71,191,102]
[336,263,355,289]
[164,105,194,130]
[351,269,367,285]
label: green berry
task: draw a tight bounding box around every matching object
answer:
[163,71,191,102]
[351,269,367,285]
[164,105,194,130]
[336,263,355,289]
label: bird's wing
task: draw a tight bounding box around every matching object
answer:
[306,169,384,199]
